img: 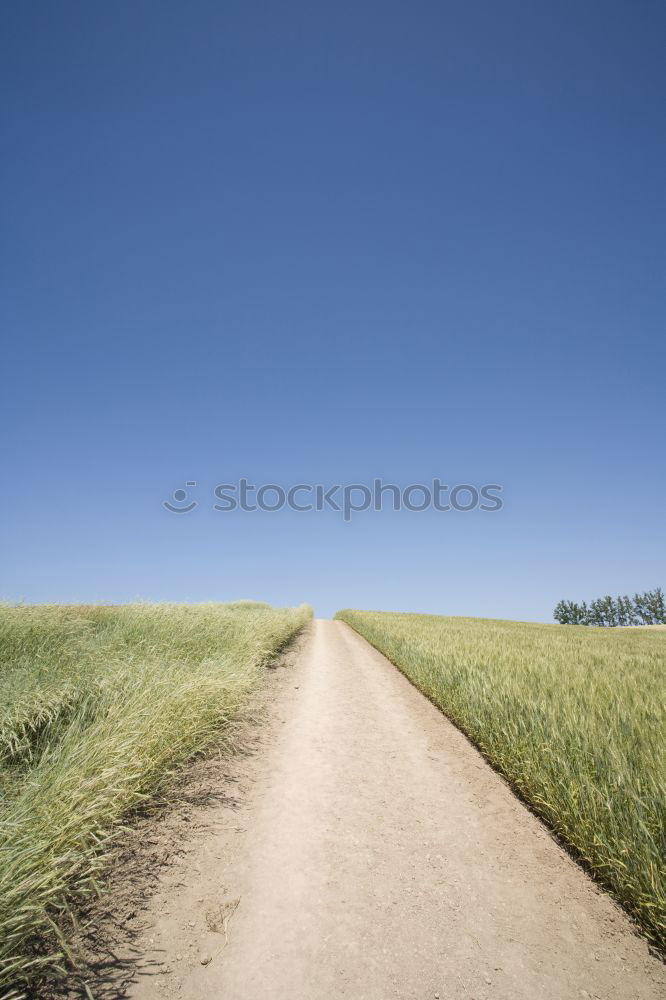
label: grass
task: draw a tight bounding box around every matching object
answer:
[0,600,312,996]
[335,610,666,947]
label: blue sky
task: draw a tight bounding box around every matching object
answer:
[2,1,664,619]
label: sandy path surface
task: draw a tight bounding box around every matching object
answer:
[127,620,664,1000]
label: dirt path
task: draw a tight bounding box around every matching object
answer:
[126,620,664,1000]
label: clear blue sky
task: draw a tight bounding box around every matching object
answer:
[2,2,664,619]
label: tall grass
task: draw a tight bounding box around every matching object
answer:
[336,610,666,947]
[0,601,311,995]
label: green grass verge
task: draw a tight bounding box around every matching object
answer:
[335,610,665,947]
[0,601,312,994]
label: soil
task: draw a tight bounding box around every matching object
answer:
[49,620,665,1000]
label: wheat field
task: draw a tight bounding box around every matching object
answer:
[0,601,312,995]
[336,610,666,947]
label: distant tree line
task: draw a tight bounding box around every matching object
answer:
[554,587,666,626]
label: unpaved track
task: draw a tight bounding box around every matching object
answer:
[128,620,664,1000]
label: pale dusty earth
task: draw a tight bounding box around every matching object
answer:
[62,620,664,1000]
